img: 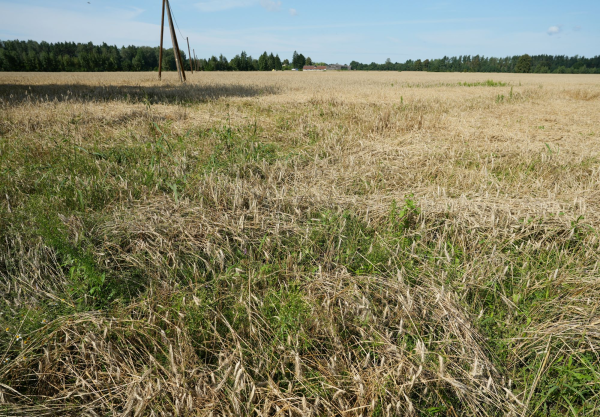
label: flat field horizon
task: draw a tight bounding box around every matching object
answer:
[1,71,599,416]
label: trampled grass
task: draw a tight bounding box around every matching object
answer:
[0,71,600,416]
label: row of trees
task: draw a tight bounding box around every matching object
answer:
[0,40,303,72]
[0,40,273,72]
[350,54,600,74]
[0,40,188,72]
[197,51,289,71]
[193,51,320,71]
[2,40,599,74]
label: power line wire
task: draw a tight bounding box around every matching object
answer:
[167,1,186,49]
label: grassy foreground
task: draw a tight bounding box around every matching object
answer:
[1,72,600,416]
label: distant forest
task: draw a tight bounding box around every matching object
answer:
[1,40,599,74]
[0,40,287,72]
[350,55,600,74]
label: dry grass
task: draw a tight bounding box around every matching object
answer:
[1,71,600,416]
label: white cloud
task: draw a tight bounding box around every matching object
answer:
[289,8,298,16]
[195,0,255,12]
[573,25,582,31]
[547,25,561,35]
[260,0,282,12]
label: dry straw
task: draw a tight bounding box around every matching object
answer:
[0,71,599,416]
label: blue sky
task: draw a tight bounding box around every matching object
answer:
[0,0,598,64]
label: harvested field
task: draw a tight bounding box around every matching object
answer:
[1,71,600,416]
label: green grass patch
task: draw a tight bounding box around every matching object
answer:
[458,79,508,87]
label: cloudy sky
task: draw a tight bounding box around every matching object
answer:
[0,0,598,64]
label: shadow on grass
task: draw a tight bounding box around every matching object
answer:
[0,82,280,104]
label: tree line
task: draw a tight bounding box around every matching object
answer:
[182,51,311,71]
[350,54,600,74]
[0,40,182,72]
[0,40,303,72]
[2,40,599,74]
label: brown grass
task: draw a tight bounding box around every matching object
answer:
[0,71,600,416]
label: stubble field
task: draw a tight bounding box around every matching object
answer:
[1,71,600,416]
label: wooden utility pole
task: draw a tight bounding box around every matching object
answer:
[165,0,186,82]
[187,38,194,74]
[158,0,166,80]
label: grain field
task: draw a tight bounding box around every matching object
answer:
[1,71,600,416]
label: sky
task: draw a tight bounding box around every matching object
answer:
[0,0,598,64]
